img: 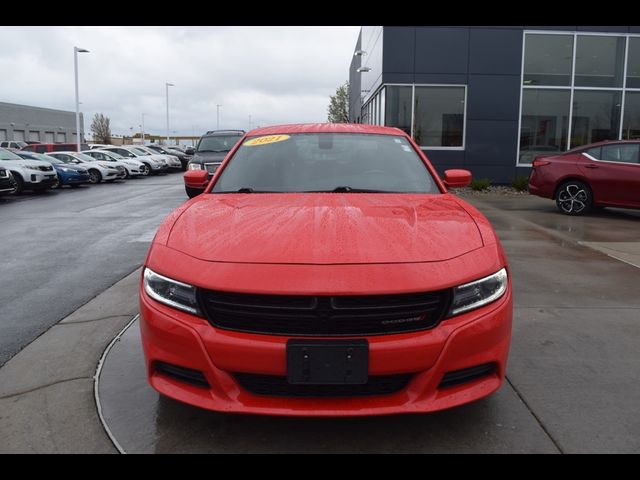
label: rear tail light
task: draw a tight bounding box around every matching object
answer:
[532,159,550,168]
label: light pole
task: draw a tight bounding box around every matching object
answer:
[165,82,174,144]
[141,113,146,144]
[248,114,252,131]
[216,104,222,130]
[74,46,89,152]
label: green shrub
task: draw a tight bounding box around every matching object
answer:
[470,178,491,191]
[511,175,529,192]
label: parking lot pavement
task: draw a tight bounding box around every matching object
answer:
[0,174,186,367]
[461,193,640,453]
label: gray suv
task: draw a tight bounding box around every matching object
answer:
[185,130,244,197]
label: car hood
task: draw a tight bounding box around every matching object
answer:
[1,159,50,169]
[55,164,86,172]
[191,151,229,163]
[167,194,484,264]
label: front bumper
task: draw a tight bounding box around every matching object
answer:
[25,172,58,189]
[60,172,91,185]
[139,262,512,417]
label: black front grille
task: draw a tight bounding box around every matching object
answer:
[438,363,496,389]
[38,165,53,172]
[198,289,451,336]
[155,361,209,388]
[234,373,412,397]
[204,162,221,174]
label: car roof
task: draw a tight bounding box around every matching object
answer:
[246,123,406,137]
[570,139,640,151]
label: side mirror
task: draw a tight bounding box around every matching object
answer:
[443,169,472,188]
[185,147,195,155]
[184,169,209,191]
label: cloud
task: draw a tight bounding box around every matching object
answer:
[0,26,359,135]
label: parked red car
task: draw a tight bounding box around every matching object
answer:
[528,140,640,215]
[140,123,512,416]
[21,142,89,153]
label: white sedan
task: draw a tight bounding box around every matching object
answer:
[81,149,148,177]
[135,146,182,170]
[47,152,126,184]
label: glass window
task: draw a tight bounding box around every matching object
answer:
[584,147,601,159]
[575,36,625,88]
[600,143,639,164]
[627,38,640,88]
[212,133,439,194]
[413,86,465,147]
[571,90,622,147]
[523,34,574,86]
[622,91,640,139]
[519,89,570,164]
[385,86,412,135]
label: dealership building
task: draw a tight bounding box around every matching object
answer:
[349,26,640,182]
[0,102,84,144]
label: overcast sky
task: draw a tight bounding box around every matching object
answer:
[0,26,359,137]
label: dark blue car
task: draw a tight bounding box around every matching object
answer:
[15,151,90,188]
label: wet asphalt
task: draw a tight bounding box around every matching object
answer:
[0,173,186,367]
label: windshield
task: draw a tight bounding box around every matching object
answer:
[212,133,440,194]
[30,153,62,164]
[100,150,124,160]
[130,147,149,156]
[197,135,242,153]
[0,148,22,160]
[73,152,99,162]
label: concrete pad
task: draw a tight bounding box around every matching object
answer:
[0,269,141,397]
[60,268,141,324]
[580,242,640,269]
[97,321,559,454]
[0,318,132,397]
[0,378,115,454]
[509,307,640,453]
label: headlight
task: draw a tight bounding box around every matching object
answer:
[59,167,72,172]
[143,268,200,315]
[99,163,115,169]
[24,165,41,171]
[449,268,508,316]
[188,163,202,170]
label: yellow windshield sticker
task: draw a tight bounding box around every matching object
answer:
[244,135,290,147]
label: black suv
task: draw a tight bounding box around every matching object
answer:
[185,130,244,197]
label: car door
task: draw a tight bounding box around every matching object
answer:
[580,144,640,207]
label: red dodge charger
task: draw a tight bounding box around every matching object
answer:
[140,123,512,416]
[528,140,640,215]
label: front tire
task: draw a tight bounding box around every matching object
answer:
[88,169,102,184]
[185,186,203,198]
[140,163,151,176]
[11,173,24,195]
[556,180,592,216]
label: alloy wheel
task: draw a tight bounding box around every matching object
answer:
[556,182,591,215]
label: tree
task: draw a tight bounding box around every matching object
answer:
[91,113,112,144]
[327,82,350,123]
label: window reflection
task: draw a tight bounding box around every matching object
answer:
[519,89,570,164]
[413,86,465,147]
[571,90,622,147]
[523,34,573,86]
[575,36,625,88]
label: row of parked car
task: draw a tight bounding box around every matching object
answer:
[0,143,192,196]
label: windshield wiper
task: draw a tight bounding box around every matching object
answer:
[217,187,277,193]
[196,149,228,153]
[307,186,396,193]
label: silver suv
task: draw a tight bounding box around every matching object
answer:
[0,147,57,194]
